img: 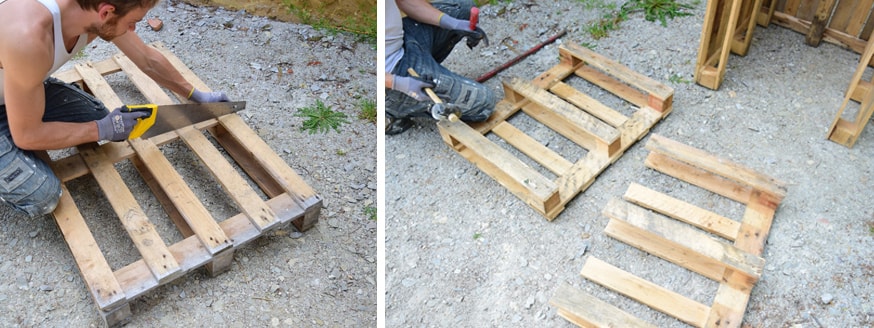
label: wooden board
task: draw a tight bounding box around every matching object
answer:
[827,36,874,148]
[48,42,321,327]
[551,134,786,328]
[437,42,673,220]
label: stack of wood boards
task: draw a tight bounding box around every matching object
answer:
[550,134,787,327]
[48,42,322,327]
[437,42,673,220]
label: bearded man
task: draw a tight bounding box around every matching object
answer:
[0,0,230,217]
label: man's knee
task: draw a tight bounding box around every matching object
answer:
[0,152,62,217]
[456,80,495,122]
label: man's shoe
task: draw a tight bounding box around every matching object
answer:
[385,117,414,135]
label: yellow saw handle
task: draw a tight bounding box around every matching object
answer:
[123,104,158,139]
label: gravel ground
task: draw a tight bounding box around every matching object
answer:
[0,1,376,326]
[385,1,874,327]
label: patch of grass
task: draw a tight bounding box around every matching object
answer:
[357,98,376,123]
[473,232,482,239]
[867,221,874,235]
[364,206,377,221]
[669,73,691,84]
[294,99,350,134]
[336,149,347,156]
[584,0,694,39]
[477,0,511,5]
[286,1,376,43]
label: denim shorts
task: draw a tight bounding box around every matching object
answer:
[0,77,109,217]
[385,0,496,122]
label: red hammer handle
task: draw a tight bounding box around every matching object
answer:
[469,7,479,30]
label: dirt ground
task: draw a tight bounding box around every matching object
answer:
[386,0,874,327]
[0,0,376,326]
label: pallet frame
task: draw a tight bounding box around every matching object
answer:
[437,42,673,220]
[49,42,321,326]
[827,36,874,148]
[695,0,765,90]
[551,134,787,327]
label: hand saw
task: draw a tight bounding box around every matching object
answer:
[123,101,246,139]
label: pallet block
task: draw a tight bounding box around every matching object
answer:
[550,134,787,327]
[827,37,874,148]
[437,42,673,220]
[48,42,322,326]
[695,0,762,90]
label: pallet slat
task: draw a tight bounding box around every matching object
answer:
[491,121,573,175]
[623,182,741,240]
[581,257,711,327]
[550,281,657,328]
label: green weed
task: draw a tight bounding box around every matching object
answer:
[585,0,694,39]
[295,100,350,134]
[286,1,376,43]
[473,232,482,239]
[365,206,377,221]
[669,73,691,84]
[358,98,376,123]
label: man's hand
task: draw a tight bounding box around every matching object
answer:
[392,75,434,102]
[189,89,230,103]
[438,14,489,48]
[96,106,150,142]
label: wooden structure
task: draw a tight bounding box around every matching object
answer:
[697,0,874,90]
[828,32,874,147]
[49,42,322,326]
[437,42,673,220]
[550,134,787,327]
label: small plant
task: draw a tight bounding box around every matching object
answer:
[364,206,377,221]
[336,149,347,156]
[669,73,691,84]
[473,232,482,239]
[295,100,350,134]
[584,0,694,39]
[358,98,376,123]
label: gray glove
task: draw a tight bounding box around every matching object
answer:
[392,75,434,102]
[438,14,489,48]
[96,106,150,142]
[189,89,230,103]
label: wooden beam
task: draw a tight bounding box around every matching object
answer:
[550,281,657,328]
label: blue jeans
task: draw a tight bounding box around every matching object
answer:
[386,0,496,122]
[0,77,109,217]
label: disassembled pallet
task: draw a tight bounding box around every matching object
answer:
[550,134,787,327]
[49,42,322,326]
[827,36,874,148]
[437,42,673,220]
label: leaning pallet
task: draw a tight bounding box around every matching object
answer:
[437,42,673,220]
[550,134,787,327]
[695,0,762,90]
[827,36,874,148]
[48,42,322,326]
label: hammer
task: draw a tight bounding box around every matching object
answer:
[407,68,460,122]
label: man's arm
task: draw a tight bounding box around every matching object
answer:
[396,0,443,26]
[112,31,194,98]
[1,18,99,150]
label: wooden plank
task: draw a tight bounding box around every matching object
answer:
[707,284,750,328]
[603,199,764,290]
[114,53,173,104]
[51,185,126,311]
[78,145,183,283]
[531,50,584,89]
[491,121,573,175]
[731,0,764,56]
[549,81,628,127]
[645,134,787,201]
[436,120,560,216]
[806,0,838,45]
[74,62,123,109]
[128,138,231,255]
[735,191,780,255]
[646,152,753,204]
[506,78,621,156]
[772,11,868,53]
[53,57,122,83]
[178,127,279,231]
[550,281,657,328]
[469,99,525,135]
[828,0,859,32]
[130,156,193,237]
[580,257,711,327]
[114,193,303,301]
[623,182,741,240]
[784,0,801,16]
[574,65,649,110]
[209,125,286,198]
[562,42,674,105]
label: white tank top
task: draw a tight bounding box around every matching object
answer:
[0,0,89,105]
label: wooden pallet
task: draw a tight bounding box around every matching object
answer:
[550,134,787,327]
[827,37,874,148]
[695,0,763,90]
[437,42,673,220]
[767,0,874,54]
[48,42,322,326]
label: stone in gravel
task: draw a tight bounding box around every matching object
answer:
[39,285,53,292]
[288,231,304,239]
[525,296,535,309]
[821,293,834,304]
[28,230,38,238]
[25,255,32,262]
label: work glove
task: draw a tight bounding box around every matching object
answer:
[438,14,489,48]
[189,89,230,103]
[392,75,434,102]
[95,106,150,142]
